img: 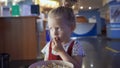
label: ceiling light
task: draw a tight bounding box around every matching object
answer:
[89,6,92,9]
[80,6,83,9]
[40,0,59,8]
[0,0,6,2]
[72,5,75,9]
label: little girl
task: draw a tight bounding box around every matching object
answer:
[41,6,85,68]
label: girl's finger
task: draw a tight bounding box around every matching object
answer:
[52,38,57,46]
[55,37,60,43]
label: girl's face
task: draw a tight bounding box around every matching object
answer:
[48,18,72,43]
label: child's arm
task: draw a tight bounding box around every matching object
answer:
[58,50,83,68]
[44,55,48,61]
[52,37,83,68]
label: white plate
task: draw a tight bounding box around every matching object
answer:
[29,60,74,68]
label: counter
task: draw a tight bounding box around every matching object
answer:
[0,16,39,60]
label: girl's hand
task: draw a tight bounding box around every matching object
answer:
[52,37,65,54]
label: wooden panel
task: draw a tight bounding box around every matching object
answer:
[0,19,5,53]
[0,16,38,60]
[21,17,37,60]
[4,18,23,60]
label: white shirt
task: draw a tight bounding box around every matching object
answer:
[41,39,85,58]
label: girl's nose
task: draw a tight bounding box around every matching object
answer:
[54,29,59,36]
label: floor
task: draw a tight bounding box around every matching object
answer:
[78,36,120,68]
[9,35,120,68]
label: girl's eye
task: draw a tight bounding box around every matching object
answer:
[57,28,61,31]
[56,27,62,31]
[49,27,62,31]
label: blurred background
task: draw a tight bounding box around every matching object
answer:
[0,0,120,68]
